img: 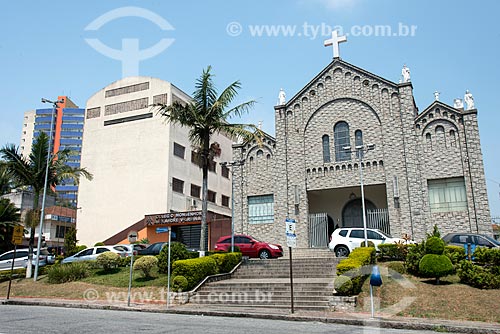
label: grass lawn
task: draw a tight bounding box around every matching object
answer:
[356,263,500,323]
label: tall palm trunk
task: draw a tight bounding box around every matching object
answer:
[26,191,40,278]
[199,134,210,254]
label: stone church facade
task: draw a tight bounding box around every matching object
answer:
[232,58,491,248]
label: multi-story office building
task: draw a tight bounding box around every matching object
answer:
[77,77,234,247]
[20,96,85,207]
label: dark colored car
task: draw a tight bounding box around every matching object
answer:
[442,233,500,249]
[214,234,283,259]
[138,242,167,255]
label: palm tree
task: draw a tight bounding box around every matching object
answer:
[0,198,21,252]
[0,161,13,195]
[0,132,93,277]
[157,66,262,254]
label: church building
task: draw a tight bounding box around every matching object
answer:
[231,35,492,248]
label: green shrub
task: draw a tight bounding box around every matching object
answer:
[425,237,445,255]
[444,245,466,265]
[96,252,121,271]
[457,260,500,289]
[171,275,189,292]
[387,261,406,275]
[335,247,375,296]
[405,242,426,276]
[209,252,242,273]
[334,275,353,296]
[172,256,218,290]
[94,242,105,246]
[418,254,454,284]
[473,247,500,266]
[360,240,375,248]
[378,244,409,261]
[47,262,89,284]
[158,242,190,274]
[133,255,158,278]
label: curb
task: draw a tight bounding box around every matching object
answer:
[1,298,499,334]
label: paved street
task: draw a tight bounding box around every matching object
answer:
[0,305,450,334]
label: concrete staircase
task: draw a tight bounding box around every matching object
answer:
[189,253,341,311]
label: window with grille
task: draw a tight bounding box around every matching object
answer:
[208,190,216,203]
[322,135,331,163]
[334,121,351,161]
[428,177,467,213]
[248,194,274,224]
[173,142,185,159]
[172,178,184,194]
[221,165,230,178]
[190,184,201,198]
[222,195,230,207]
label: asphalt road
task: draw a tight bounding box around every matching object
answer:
[0,305,445,334]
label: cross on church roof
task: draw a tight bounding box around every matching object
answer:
[324,30,347,58]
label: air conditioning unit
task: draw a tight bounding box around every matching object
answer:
[186,198,199,210]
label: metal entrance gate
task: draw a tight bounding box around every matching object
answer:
[367,209,390,235]
[308,213,329,248]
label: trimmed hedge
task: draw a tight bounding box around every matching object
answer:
[334,275,353,296]
[172,257,218,290]
[335,247,376,296]
[378,244,409,261]
[170,252,242,291]
[457,248,500,289]
[210,252,242,273]
[425,237,445,255]
[418,254,454,283]
[133,255,158,278]
[171,275,189,292]
[444,245,466,265]
[96,252,121,271]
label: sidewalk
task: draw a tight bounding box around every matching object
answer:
[1,296,499,334]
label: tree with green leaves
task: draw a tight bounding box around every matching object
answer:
[0,132,93,277]
[63,226,78,257]
[0,198,21,252]
[156,66,262,254]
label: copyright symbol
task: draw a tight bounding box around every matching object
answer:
[83,288,99,302]
[226,21,243,37]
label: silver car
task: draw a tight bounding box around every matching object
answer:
[61,246,128,264]
[0,248,50,271]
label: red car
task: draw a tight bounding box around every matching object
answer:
[214,234,283,259]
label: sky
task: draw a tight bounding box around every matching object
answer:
[1,0,499,217]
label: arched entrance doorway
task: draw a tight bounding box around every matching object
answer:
[342,198,376,228]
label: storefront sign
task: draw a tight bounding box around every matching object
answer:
[145,211,202,225]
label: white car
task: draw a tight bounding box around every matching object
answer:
[0,248,50,271]
[328,228,408,257]
[61,246,128,264]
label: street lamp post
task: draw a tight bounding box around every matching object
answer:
[34,98,64,281]
[220,160,244,252]
[343,144,375,247]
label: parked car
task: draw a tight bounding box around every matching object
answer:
[442,233,500,249]
[214,234,283,259]
[61,246,128,264]
[138,242,167,256]
[0,248,51,271]
[117,244,149,256]
[328,228,409,257]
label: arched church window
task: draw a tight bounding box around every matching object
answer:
[257,149,263,157]
[355,130,363,147]
[322,135,331,163]
[435,126,445,147]
[449,130,457,147]
[426,133,432,150]
[334,121,351,162]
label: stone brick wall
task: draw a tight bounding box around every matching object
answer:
[232,59,492,246]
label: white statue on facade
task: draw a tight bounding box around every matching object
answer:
[401,64,411,83]
[278,88,286,105]
[464,90,475,110]
[453,98,464,109]
[434,91,440,101]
